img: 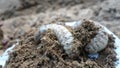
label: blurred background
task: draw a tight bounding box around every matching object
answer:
[0,0,120,49]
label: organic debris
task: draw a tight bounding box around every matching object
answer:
[5,20,116,68]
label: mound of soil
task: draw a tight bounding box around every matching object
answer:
[5,20,117,68]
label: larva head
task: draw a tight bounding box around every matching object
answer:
[64,44,80,58]
[85,43,98,53]
[66,49,80,58]
[67,41,82,58]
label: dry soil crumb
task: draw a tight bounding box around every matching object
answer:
[5,20,117,68]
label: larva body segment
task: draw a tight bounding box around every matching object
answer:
[85,30,108,53]
[38,24,75,55]
[65,20,82,29]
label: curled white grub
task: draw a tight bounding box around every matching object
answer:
[38,24,77,56]
[85,30,108,53]
[36,20,108,56]
[64,20,109,54]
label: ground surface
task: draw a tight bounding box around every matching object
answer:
[0,0,120,68]
[5,20,117,68]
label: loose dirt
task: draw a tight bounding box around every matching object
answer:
[0,0,119,68]
[5,20,116,68]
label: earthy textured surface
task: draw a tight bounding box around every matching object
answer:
[5,20,116,68]
[0,0,119,68]
[0,27,3,49]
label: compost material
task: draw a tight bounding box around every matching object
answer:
[5,20,116,68]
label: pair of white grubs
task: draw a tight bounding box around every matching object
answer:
[1,20,120,68]
[35,19,108,59]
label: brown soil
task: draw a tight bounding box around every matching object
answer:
[0,0,119,68]
[5,20,116,68]
[0,28,3,49]
[0,28,3,41]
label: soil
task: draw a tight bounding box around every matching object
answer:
[0,0,119,68]
[0,28,3,49]
[5,20,116,68]
[0,29,3,41]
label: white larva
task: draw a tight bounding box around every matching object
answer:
[85,30,108,53]
[64,20,108,54]
[36,20,108,56]
[37,24,77,56]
